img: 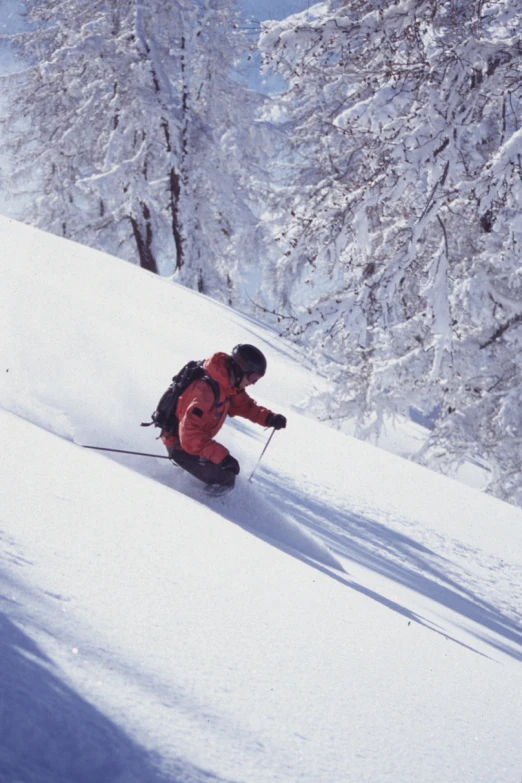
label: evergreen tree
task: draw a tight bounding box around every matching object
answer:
[260,0,522,503]
[1,0,266,302]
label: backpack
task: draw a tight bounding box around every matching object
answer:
[141,360,220,437]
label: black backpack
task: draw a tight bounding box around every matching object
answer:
[141,360,220,437]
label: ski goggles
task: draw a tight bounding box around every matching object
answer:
[247,371,263,384]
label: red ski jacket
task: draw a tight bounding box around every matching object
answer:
[161,352,273,464]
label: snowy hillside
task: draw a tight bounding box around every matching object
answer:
[1,215,522,783]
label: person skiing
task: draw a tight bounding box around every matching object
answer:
[160,344,286,492]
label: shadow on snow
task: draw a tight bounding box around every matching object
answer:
[97,447,522,664]
[0,569,240,783]
[252,469,522,663]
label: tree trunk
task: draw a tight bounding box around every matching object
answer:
[129,202,158,274]
[169,168,184,270]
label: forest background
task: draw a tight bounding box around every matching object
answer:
[1,0,522,507]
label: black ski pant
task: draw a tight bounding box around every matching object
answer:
[168,448,236,489]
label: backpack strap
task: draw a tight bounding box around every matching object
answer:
[203,373,221,412]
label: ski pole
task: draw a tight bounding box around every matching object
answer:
[248,429,275,482]
[80,445,171,459]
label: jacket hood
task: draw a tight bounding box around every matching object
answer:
[204,352,237,396]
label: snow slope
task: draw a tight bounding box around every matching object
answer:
[1,215,522,783]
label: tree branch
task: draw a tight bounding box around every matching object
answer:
[480,313,522,349]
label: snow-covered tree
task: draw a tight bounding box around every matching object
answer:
[259,0,522,504]
[170,0,273,303]
[1,0,267,301]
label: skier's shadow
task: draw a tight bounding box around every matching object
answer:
[254,469,522,663]
[116,437,521,662]
[142,450,488,655]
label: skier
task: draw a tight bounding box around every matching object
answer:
[160,344,286,492]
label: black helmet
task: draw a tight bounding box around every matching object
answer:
[231,344,267,381]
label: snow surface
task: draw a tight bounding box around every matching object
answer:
[1,215,522,783]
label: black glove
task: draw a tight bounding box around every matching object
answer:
[220,454,240,475]
[266,413,287,430]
